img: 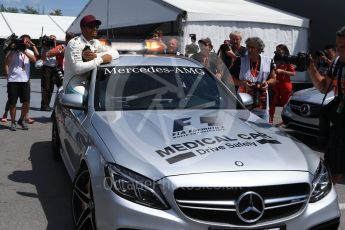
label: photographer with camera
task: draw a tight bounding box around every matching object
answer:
[315,45,337,75]
[40,34,61,111]
[230,37,276,122]
[43,32,75,79]
[217,40,232,69]
[218,31,247,70]
[63,15,119,95]
[307,26,345,184]
[5,34,37,131]
[1,34,38,124]
[269,44,296,125]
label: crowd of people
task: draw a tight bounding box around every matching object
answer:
[1,15,345,183]
[184,31,294,123]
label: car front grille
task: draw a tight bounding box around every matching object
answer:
[289,100,321,118]
[174,183,310,226]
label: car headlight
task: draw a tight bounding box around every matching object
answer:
[105,163,170,210]
[309,161,332,203]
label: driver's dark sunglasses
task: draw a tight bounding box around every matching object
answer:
[86,24,99,29]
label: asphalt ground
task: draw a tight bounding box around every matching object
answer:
[0,79,344,229]
[0,79,73,230]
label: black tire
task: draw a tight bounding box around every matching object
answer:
[52,116,62,161]
[72,168,97,230]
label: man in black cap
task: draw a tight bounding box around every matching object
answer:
[63,14,119,94]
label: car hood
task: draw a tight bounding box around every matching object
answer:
[291,87,334,104]
[92,109,316,179]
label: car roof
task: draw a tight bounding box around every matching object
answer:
[99,54,203,68]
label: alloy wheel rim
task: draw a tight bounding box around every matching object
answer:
[72,170,96,230]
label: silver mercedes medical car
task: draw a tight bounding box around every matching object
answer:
[52,55,340,230]
[282,87,334,136]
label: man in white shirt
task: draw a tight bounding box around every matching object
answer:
[63,15,119,95]
[5,35,37,131]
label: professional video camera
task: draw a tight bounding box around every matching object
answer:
[2,33,26,53]
[41,35,56,47]
[273,52,310,72]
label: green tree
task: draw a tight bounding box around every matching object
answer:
[6,7,19,13]
[0,4,19,13]
[49,9,63,16]
[20,5,39,14]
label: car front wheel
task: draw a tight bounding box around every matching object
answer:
[72,168,97,230]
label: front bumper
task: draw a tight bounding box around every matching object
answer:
[309,217,340,230]
[93,171,340,230]
[281,105,320,136]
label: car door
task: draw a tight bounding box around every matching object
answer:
[60,73,91,175]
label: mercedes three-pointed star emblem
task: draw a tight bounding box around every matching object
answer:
[300,104,311,117]
[236,191,265,223]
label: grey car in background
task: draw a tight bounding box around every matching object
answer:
[52,55,339,230]
[282,87,334,136]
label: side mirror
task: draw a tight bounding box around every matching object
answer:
[60,94,85,110]
[238,93,253,109]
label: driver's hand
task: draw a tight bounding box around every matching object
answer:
[101,54,112,63]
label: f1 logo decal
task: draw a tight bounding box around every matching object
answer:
[173,117,191,132]
[173,116,221,132]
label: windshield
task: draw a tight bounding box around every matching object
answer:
[94,65,241,111]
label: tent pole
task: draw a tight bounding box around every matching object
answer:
[106,0,109,38]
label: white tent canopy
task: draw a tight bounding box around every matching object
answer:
[68,0,181,33]
[68,0,310,81]
[0,12,76,40]
[68,0,309,54]
[167,0,308,27]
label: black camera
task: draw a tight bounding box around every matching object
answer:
[219,43,231,53]
[53,66,64,87]
[249,82,262,107]
[273,52,310,72]
[2,33,26,52]
[56,67,64,81]
[315,50,326,57]
[82,45,91,62]
[41,35,56,47]
[189,33,196,41]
